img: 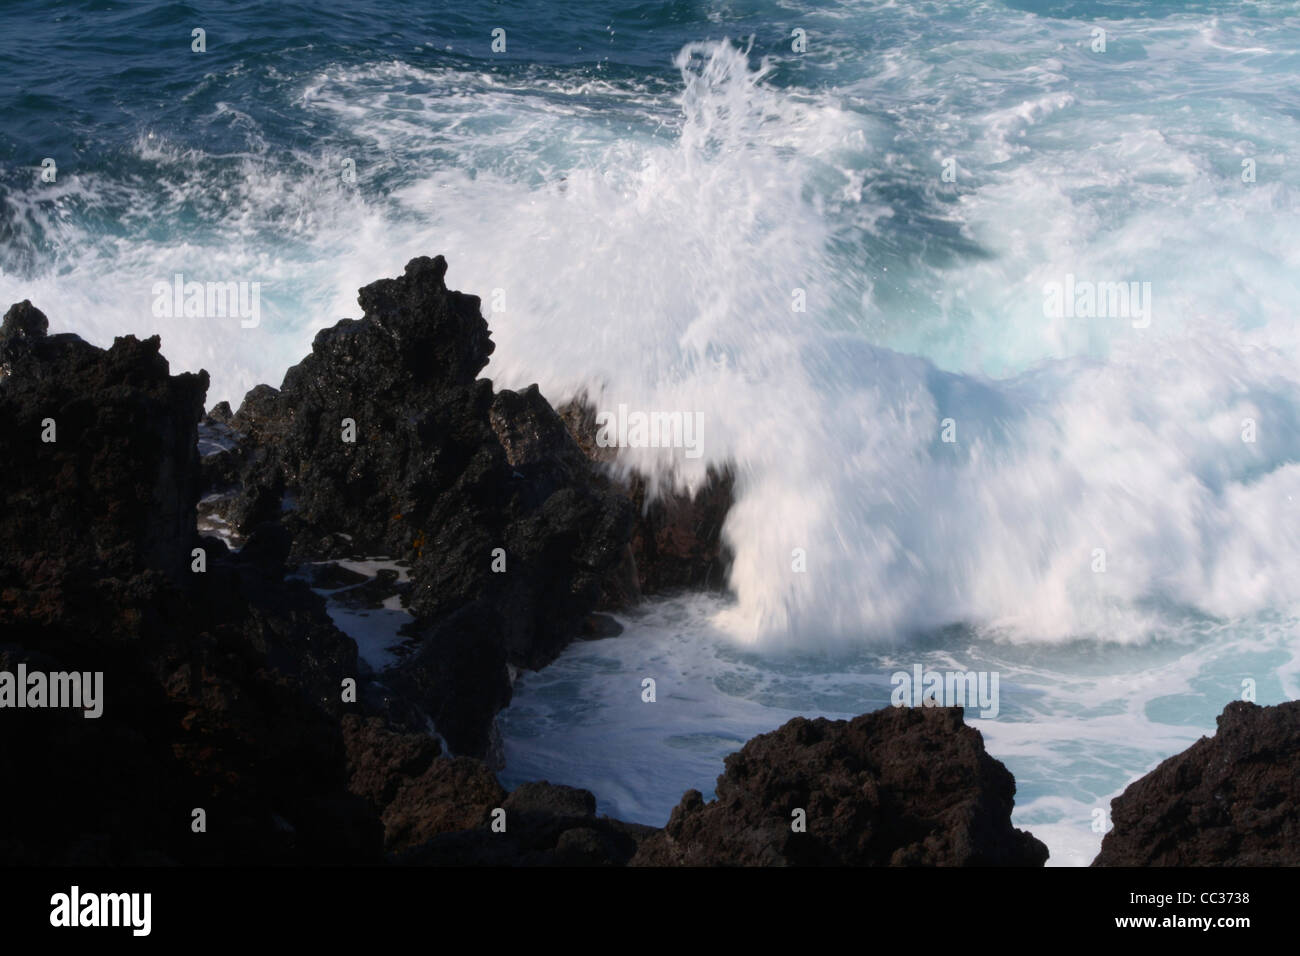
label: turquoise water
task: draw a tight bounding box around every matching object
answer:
[4,0,1300,864]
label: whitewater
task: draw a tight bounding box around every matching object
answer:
[3,0,1300,864]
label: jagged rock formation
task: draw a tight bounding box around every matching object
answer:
[0,302,376,864]
[630,707,1049,866]
[558,398,734,606]
[0,267,1059,870]
[0,287,646,865]
[342,715,505,852]
[200,257,635,757]
[1093,700,1300,866]
[394,780,655,866]
[0,301,206,583]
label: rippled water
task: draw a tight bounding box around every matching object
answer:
[4,0,1300,864]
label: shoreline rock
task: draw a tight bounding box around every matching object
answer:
[630,707,1049,867]
[1092,700,1300,866]
[557,397,735,607]
[202,257,636,758]
[0,301,377,864]
[1,264,1065,869]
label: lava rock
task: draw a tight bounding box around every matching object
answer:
[1092,700,1300,866]
[218,258,636,757]
[0,301,207,583]
[342,715,506,853]
[395,780,652,866]
[0,302,378,865]
[630,707,1049,866]
[558,396,734,605]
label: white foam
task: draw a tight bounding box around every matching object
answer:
[499,595,1300,864]
[7,21,1300,650]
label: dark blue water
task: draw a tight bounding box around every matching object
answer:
[4,0,1300,865]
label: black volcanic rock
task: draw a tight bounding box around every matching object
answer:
[386,606,512,762]
[0,290,643,867]
[396,780,653,866]
[216,257,636,757]
[630,707,1048,866]
[344,713,653,866]
[227,256,497,555]
[1093,700,1300,866]
[558,397,734,606]
[341,715,507,853]
[0,277,1057,871]
[0,302,378,865]
[0,301,207,583]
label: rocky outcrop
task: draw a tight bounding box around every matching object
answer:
[558,398,734,606]
[0,290,644,866]
[630,707,1048,866]
[1093,700,1300,866]
[342,713,653,864]
[200,257,635,758]
[395,781,655,866]
[0,273,1061,871]
[342,715,506,853]
[622,464,734,595]
[0,302,377,865]
[0,301,207,583]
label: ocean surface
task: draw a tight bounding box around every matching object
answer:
[4,0,1300,865]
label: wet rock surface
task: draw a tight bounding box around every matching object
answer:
[1092,700,1300,866]
[1,270,1061,869]
[558,397,735,606]
[0,301,376,864]
[395,781,654,866]
[630,707,1049,867]
[203,258,636,758]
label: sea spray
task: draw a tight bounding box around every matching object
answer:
[6,23,1300,649]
